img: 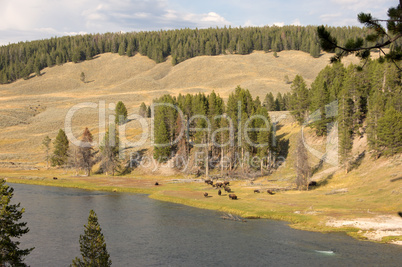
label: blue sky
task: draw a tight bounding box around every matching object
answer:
[0,0,396,45]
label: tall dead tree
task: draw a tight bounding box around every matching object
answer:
[295,133,311,190]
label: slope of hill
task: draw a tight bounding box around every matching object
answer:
[0,50,361,167]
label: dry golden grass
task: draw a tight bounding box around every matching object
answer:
[0,50,364,166]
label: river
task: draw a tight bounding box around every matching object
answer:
[9,182,402,266]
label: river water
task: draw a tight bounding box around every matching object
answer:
[9,182,402,266]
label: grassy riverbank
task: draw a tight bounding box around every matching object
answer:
[3,152,402,246]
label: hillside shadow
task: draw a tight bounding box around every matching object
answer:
[347,151,366,173]
[275,133,289,160]
[311,159,324,176]
[310,173,335,190]
[130,149,148,168]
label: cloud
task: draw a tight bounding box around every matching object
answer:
[272,22,285,27]
[0,0,231,44]
[201,12,227,23]
[291,19,301,26]
[0,0,395,45]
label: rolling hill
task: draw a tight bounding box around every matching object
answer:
[0,50,362,167]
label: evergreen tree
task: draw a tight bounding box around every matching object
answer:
[115,101,128,125]
[318,3,402,69]
[338,88,354,168]
[0,179,34,266]
[118,42,126,56]
[80,72,85,83]
[138,102,148,118]
[376,107,402,156]
[126,40,135,57]
[72,210,111,267]
[51,129,69,167]
[153,117,171,162]
[309,79,330,136]
[275,92,284,111]
[263,92,275,111]
[289,75,310,124]
[146,106,151,118]
[366,89,385,157]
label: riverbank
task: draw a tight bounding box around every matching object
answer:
[2,167,401,247]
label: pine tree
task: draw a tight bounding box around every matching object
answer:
[51,129,69,167]
[289,75,310,124]
[138,102,148,118]
[338,88,354,168]
[0,179,34,266]
[263,92,275,111]
[366,89,385,157]
[126,40,135,57]
[376,107,402,156]
[115,101,128,125]
[80,72,85,83]
[153,118,171,162]
[275,92,284,111]
[72,210,111,267]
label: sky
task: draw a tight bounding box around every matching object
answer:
[0,0,397,45]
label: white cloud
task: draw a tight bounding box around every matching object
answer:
[291,19,301,26]
[272,22,285,27]
[201,12,227,23]
[0,0,395,45]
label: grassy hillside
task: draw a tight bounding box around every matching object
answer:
[0,50,363,167]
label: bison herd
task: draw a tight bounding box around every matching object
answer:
[203,179,278,200]
[204,179,237,199]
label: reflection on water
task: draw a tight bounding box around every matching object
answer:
[9,183,402,266]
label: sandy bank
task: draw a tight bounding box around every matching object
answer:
[326,215,402,245]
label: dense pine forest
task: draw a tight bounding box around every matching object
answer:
[0,25,388,84]
[152,60,402,174]
[151,87,278,176]
[1,25,401,173]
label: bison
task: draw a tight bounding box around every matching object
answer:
[215,182,223,187]
[223,181,230,186]
[204,192,209,197]
[228,194,237,200]
[398,212,402,218]
[155,182,159,186]
[308,181,317,187]
[205,179,213,185]
[53,177,58,180]
[224,187,231,193]
[254,189,260,193]
[218,189,221,196]
[267,189,275,195]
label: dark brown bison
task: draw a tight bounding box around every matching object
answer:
[267,189,275,195]
[398,212,402,218]
[53,177,58,180]
[216,182,223,187]
[254,189,260,193]
[218,189,221,196]
[205,179,213,185]
[228,194,237,200]
[204,192,209,197]
[308,181,317,187]
[155,182,159,186]
[224,187,231,193]
[223,181,230,186]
